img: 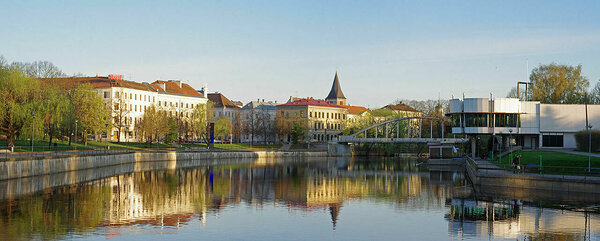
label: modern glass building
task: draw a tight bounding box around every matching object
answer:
[448,96,600,149]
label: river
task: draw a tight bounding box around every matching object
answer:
[0,156,598,240]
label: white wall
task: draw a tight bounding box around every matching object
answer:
[540,104,600,133]
[463,98,490,113]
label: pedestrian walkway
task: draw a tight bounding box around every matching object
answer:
[280,143,291,151]
[553,149,600,158]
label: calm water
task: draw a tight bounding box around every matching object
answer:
[0,157,598,241]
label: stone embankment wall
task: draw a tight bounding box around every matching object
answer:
[463,157,600,203]
[0,151,329,181]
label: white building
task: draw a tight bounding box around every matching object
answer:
[448,96,600,149]
[64,75,208,142]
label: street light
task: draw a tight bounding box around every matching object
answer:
[31,114,36,152]
[75,120,78,151]
[588,124,593,173]
[509,129,513,164]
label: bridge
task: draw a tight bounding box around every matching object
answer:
[338,116,468,144]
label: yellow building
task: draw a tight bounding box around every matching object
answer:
[276,97,348,143]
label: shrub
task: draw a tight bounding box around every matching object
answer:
[574,129,600,151]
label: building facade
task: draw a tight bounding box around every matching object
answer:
[60,75,208,142]
[240,100,278,144]
[276,98,348,143]
[448,96,600,149]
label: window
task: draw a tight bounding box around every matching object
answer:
[543,134,563,147]
[451,114,461,127]
[309,112,312,117]
[464,113,488,127]
[130,93,132,99]
[103,91,110,98]
[495,114,519,127]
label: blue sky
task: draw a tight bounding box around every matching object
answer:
[2,0,600,107]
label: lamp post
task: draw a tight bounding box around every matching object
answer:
[31,114,36,152]
[509,129,513,163]
[75,120,78,151]
[588,124,592,173]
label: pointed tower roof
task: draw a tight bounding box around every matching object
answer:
[326,72,346,100]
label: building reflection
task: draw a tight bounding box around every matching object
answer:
[0,158,598,240]
[446,198,600,240]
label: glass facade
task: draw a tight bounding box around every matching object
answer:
[494,114,519,127]
[464,113,488,127]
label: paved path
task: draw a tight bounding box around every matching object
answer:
[280,143,291,151]
[553,149,600,158]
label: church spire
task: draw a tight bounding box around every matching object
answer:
[326,71,346,105]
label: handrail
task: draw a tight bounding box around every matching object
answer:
[346,116,450,138]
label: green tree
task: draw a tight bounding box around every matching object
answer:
[190,101,214,143]
[72,83,109,145]
[137,105,169,143]
[165,117,179,143]
[214,117,232,141]
[40,86,70,148]
[0,66,40,147]
[290,122,304,144]
[530,63,589,104]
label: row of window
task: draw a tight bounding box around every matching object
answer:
[104,91,198,109]
[450,113,520,128]
[279,111,347,120]
[309,111,346,120]
[313,122,342,130]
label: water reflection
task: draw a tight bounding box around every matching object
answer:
[0,157,598,240]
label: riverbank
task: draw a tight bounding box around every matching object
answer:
[0,149,329,181]
[464,157,600,201]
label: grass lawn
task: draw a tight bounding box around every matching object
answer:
[490,150,600,174]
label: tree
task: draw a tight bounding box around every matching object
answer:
[9,60,65,78]
[215,117,232,141]
[190,102,214,143]
[589,81,600,104]
[165,117,179,143]
[137,105,169,143]
[290,122,304,144]
[40,86,70,148]
[256,108,274,144]
[111,91,131,143]
[72,83,109,145]
[530,63,589,104]
[242,108,258,145]
[0,66,40,147]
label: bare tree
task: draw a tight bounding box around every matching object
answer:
[256,108,274,144]
[112,91,131,143]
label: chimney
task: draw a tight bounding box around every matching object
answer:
[170,80,182,88]
[201,84,208,98]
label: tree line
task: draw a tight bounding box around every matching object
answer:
[0,56,109,147]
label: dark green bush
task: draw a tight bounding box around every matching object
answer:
[574,129,600,151]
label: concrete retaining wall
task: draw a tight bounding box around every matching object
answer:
[0,150,329,181]
[464,157,600,196]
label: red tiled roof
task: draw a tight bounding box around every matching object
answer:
[207,93,239,108]
[345,105,369,115]
[150,80,202,97]
[278,98,346,108]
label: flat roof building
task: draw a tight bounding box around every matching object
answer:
[447,96,600,150]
